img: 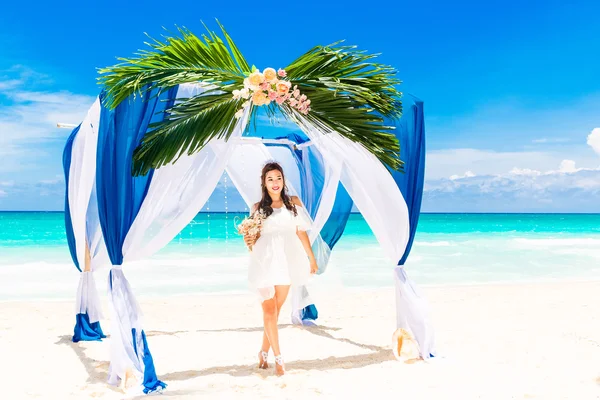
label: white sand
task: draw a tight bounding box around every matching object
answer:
[1,281,599,399]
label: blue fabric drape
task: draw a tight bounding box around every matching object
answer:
[72,313,106,342]
[320,183,353,250]
[63,124,81,272]
[96,86,178,393]
[388,95,426,265]
[292,146,354,322]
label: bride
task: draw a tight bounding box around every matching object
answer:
[243,162,318,376]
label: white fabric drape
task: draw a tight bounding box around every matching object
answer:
[107,267,145,386]
[69,98,100,268]
[123,83,248,262]
[75,271,103,322]
[69,98,106,323]
[296,117,434,358]
[394,267,436,358]
[107,84,252,385]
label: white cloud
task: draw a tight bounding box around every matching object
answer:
[0,177,65,209]
[0,79,23,91]
[587,128,600,155]
[425,148,597,180]
[39,175,64,185]
[424,126,600,212]
[424,160,600,212]
[0,66,94,175]
[509,167,542,176]
[532,138,570,144]
[449,170,476,180]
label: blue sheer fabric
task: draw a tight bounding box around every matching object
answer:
[96,86,178,393]
[72,313,106,342]
[388,95,426,265]
[62,124,82,272]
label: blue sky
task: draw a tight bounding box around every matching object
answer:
[0,0,599,211]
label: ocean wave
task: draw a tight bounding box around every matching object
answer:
[512,238,600,247]
[414,241,454,247]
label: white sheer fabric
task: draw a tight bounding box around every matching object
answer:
[123,83,249,261]
[295,117,434,358]
[106,267,145,386]
[86,180,110,271]
[107,84,251,385]
[394,267,436,358]
[69,98,105,323]
[68,98,100,269]
[75,271,103,322]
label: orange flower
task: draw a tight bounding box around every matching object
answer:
[252,90,269,106]
[276,81,292,96]
[248,71,265,87]
[263,67,277,83]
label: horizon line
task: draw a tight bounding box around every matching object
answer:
[1,211,600,215]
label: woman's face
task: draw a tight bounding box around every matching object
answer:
[264,169,283,197]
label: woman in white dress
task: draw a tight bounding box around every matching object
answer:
[243,162,318,376]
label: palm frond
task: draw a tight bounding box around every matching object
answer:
[98,21,250,109]
[98,21,253,175]
[284,43,404,170]
[132,90,245,176]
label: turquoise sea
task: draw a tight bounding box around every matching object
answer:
[1,212,600,300]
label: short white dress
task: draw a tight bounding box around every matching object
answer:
[248,205,312,302]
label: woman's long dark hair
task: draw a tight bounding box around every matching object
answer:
[258,162,297,218]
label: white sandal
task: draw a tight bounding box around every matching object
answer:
[258,350,269,369]
[274,355,285,376]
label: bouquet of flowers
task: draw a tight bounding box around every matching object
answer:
[235,209,267,250]
[232,67,311,119]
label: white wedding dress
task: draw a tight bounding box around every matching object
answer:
[248,205,312,302]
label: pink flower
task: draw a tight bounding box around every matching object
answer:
[276,96,286,105]
[292,89,300,98]
[299,94,307,101]
[278,69,287,77]
[260,81,270,90]
[268,90,278,100]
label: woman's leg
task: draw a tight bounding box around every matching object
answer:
[260,286,290,374]
[260,285,290,356]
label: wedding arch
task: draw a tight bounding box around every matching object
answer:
[62,23,434,394]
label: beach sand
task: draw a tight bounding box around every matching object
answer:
[0,280,598,399]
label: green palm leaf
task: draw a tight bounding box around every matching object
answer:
[284,42,404,171]
[98,21,252,175]
[132,90,245,176]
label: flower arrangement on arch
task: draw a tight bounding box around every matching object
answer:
[98,21,405,177]
[233,67,311,119]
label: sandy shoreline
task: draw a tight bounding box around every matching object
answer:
[0,280,599,399]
